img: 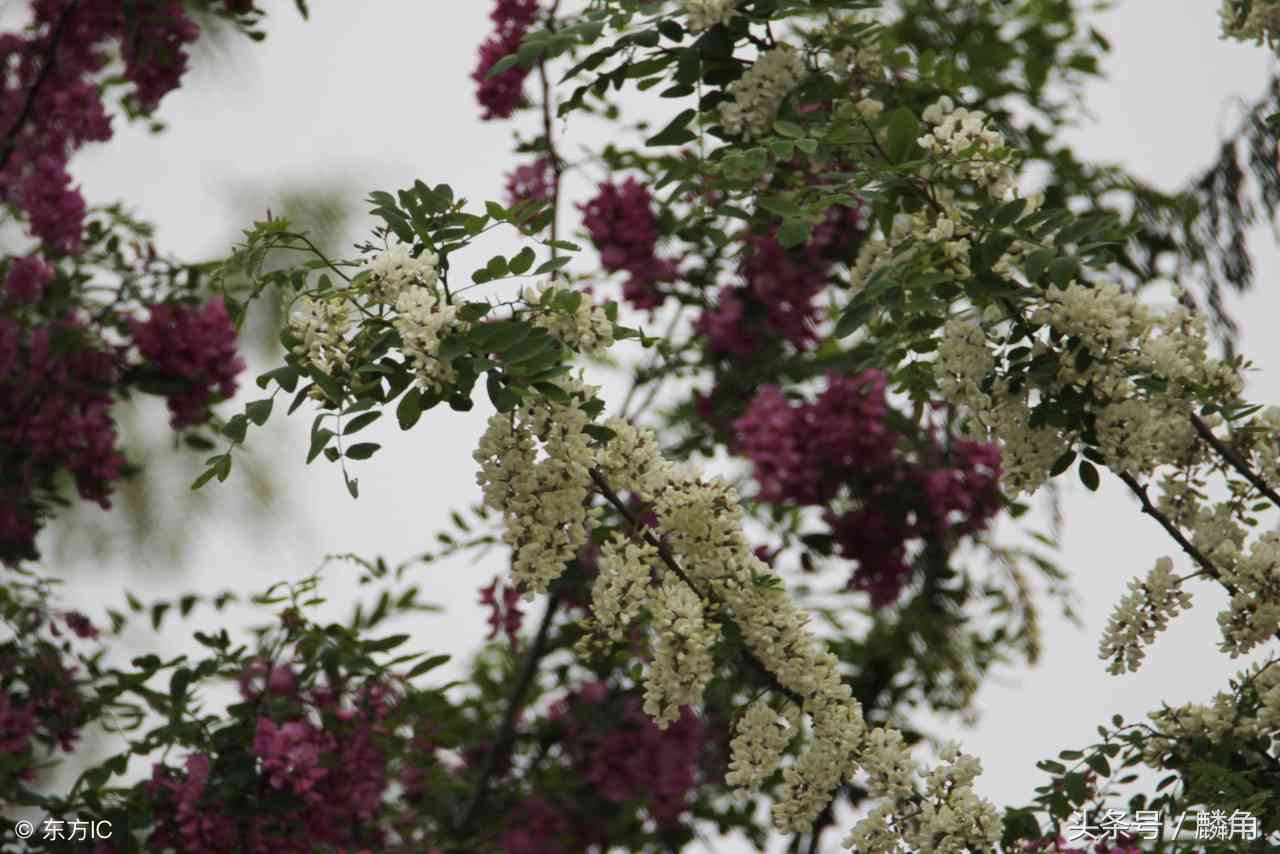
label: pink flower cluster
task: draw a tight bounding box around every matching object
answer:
[0,0,199,253]
[131,297,245,429]
[472,0,540,120]
[0,319,126,561]
[499,683,704,848]
[505,156,555,208]
[581,178,679,309]
[5,255,53,304]
[479,575,525,646]
[147,666,398,853]
[0,637,87,785]
[733,372,1003,606]
[697,203,867,356]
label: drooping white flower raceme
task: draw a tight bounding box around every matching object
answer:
[719,45,807,140]
[367,243,440,303]
[590,532,658,640]
[682,0,736,32]
[1098,557,1194,675]
[645,575,719,727]
[724,697,800,792]
[288,295,354,377]
[582,417,997,842]
[393,286,466,394]
[473,374,601,598]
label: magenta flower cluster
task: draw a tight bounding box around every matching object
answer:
[501,683,705,850]
[0,319,126,561]
[505,156,556,208]
[147,665,399,853]
[479,575,525,646]
[697,203,867,356]
[472,0,540,120]
[131,297,245,429]
[581,178,679,310]
[734,372,1003,606]
[5,255,53,304]
[0,617,89,787]
[0,0,199,253]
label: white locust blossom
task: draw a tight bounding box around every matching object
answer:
[473,376,600,597]
[725,698,800,792]
[289,296,353,377]
[719,46,806,140]
[683,0,735,32]
[590,533,657,639]
[1098,557,1193,674]
[522,283,615,356]
[1218,531,1280,657]
[393,288,464,394]
[644,575,718,727]
[367,244,439,303]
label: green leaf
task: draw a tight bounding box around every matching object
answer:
[1078,460,1100,492]
[245,399,273,426]
[773,119,805,138]
[344,442,381,461]
[307,428,335,464]
[509,246,536,275]
[583,424,616,443]
[534,256,572,276]
[346,475,359,499]
[222,414,248,443]
[1050,449,1076,477]
[396,388,423,430]
[885,107,920,164]
[343,411,382,435]
[407,654,451,678]
[486,373,522,412]
[777,218,811,248]
[645,108,697,146]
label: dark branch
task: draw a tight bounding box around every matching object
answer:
[454,592,561,840]
[1190,412,1280,510]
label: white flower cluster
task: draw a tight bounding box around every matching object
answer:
[473,376,601,597]
[1220,0,1280,48]
[288,296,354,377]
[844,738,1000,852]
[1217,531,1280,657]
[521,283,615,356]
[719,46,807,141]
[586,418,997,842]
[367,244,440,304]
[1098,557,1193,675]
[917,96,1016,199]
[935,282,1241,496]
[645,576,719,726]
[725,698,800,791]
[393,287,466,394]
[682,0,735,32]
[1143,658,1280,768]
[591,532,658,640]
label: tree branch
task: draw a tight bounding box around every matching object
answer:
[1190,412,1280,510]
[454,591,561,840]
[1116,471,1230,589]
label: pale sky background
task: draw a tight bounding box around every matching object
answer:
[33,0,1280,850]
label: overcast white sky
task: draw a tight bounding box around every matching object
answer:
[42,1,1280,850]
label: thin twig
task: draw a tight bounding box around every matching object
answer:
[0,0,82,173]
[454,592,561,839]
[1190,412,1280,509]
[1116,471,1228,588]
